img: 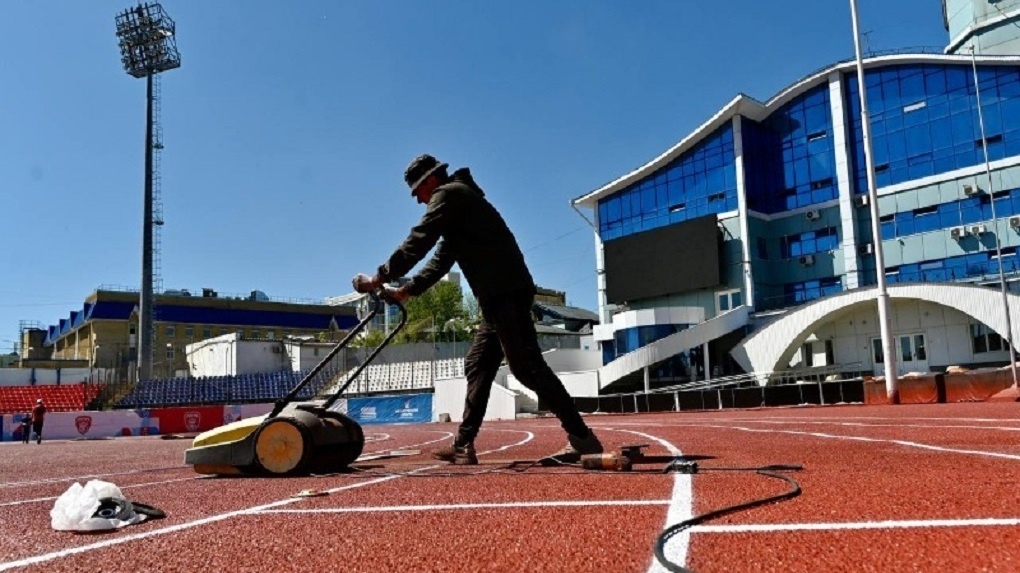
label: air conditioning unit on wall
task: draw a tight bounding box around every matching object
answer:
[858,243,873,255]
[950,226,966,240]
[805,210,821,221]
[963,184,979,196]
[969,224,988,236]
[1010,216,1020,229]
[853,195,869,208]
[798,255,815,266]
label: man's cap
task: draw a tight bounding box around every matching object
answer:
[404,154,448,194]
[36,398,43,403]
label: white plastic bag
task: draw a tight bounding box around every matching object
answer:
[50,480,146,532]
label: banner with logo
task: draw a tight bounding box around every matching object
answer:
[346,394,432,425]
[1,411,152,441]
[146,406,225,434]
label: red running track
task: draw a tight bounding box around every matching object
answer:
[1,402,1019,572]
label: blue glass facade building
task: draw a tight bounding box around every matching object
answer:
[576,51,1020,377]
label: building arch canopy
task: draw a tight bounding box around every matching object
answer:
[730,283,1020,376]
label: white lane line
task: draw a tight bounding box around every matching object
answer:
[0,434,450,501]
[0,466,189,489]
[604,415,1020,425]
[691,517,1020,533]
[0,432,535,572]
[606,428,691,573]
[360,431,453,455]
[705,420,1020,432]
[259,499,671,514]
[0,476,202,508]
[693,425,1020,462]
[0,474,405,572]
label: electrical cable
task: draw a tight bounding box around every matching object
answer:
[654,464,803,573]
[342,456,586,478]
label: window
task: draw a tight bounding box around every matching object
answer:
[847,63,1020,194]
[716,289,742,313]
[825,339,834,364]
[165,326,175,337]
[252,330,261,339]
[971,323,1004,354]
[597,124,736,240]
[744,84,836,213]
[802,342,814,367]
[914,334,927,361]
[184,327,194,339]
[780,227,839,258]
[900,336,914,362]
[267,330,276,340]
[757,237,768,259]
[872,338,884,364]
[202,328,212,338]
[166,346,174,360]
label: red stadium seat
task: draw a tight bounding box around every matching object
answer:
[0,383,103,414]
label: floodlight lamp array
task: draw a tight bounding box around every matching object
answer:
[115,3,181,78]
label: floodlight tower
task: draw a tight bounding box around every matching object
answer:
[115,3,181,382]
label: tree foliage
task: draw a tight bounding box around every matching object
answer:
[398,280,465,343]
[350,328,387,348]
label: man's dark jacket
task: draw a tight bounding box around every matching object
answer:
[377,168,535,299]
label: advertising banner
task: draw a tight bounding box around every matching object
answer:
[346,394,432,425]
[2,411,152,441]
[145,406,224,434]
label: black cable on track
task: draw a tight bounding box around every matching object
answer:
[654,464,803,573]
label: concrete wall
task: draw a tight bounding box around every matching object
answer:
[504,349,603,400]
[946,0,1020,54]
[432,376,516,422]
[0,368,91,386]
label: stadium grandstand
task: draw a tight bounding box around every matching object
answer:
[17,287,358,382]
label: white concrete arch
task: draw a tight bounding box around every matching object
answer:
[730,282,1020,376]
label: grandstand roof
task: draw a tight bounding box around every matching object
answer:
[43,289,358,347]
[534,302,598,323]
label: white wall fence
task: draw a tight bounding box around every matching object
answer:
[0,367,93,387]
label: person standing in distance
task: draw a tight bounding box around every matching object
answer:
[20,413,32,444]
[353,154,603,465]
[32,398,46,444]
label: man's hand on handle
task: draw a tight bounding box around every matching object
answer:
[352,273,411,304]
[382,285,410,303]
[352,273,380,293]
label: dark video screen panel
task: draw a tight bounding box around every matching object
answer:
[604,215,721,304]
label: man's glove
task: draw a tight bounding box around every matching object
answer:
[352,273,380,293]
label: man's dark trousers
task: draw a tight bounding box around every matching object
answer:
[456,288,589,445]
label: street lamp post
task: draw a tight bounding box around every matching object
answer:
[115,3,181,383]
[849,0,900,403]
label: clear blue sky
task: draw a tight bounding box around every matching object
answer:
[0,0,950,353]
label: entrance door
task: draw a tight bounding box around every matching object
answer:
[870,333,929,375]
[897,333,928,374]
